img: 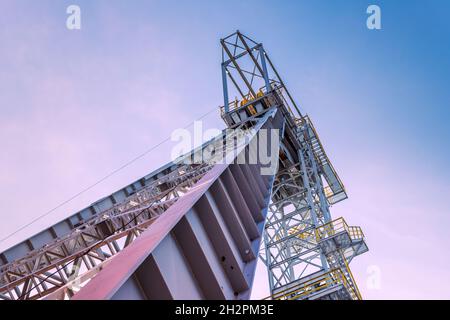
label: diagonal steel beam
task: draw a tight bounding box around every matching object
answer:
[221,39,257,98]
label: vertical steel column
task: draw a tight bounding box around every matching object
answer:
[302,125,332,223]
[222,63,229,113]
[258,46,272,93]
[298,146,329,271]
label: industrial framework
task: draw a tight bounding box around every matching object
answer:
[0,31,367,300]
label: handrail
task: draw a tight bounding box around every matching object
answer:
[315,217,365,242]
[220,83,294,117]
[304,116,347,195]
[277,217,364,245]
[343,256,362,300]
[263,267,360,300]
[288,226,315,240]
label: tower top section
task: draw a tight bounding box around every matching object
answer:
[220,30,302,120]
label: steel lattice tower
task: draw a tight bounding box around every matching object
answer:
[220,31,368,300]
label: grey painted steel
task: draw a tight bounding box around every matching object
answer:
[218,31,368,300]
[107,162,274,300]
[0,103,283,300]
[70,108,284,300]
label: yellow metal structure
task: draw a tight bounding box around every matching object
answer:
[264,266,361,301]
[316,217,365,242]
[282,217,364,244]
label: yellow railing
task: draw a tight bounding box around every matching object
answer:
[324,186,334,198]
[315,217,364,242]
[343,255,363,300]
[288,226,315,240]
[276,218,364,245]
[264,267,360,300]
[348,226,364,240]
[222,89,265,114]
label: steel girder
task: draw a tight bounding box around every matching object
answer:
[0,107,284,300]
[69,108,284,300]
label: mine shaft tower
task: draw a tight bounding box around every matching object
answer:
[220,31,368,300]
[0,31,367,300]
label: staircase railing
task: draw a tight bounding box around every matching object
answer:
[315,217,364,242]
[264,267,360,300]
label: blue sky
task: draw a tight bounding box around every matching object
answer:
[0,0,449,299]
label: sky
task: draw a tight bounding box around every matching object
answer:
[1,0,450,300]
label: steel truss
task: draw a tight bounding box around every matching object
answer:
[0,116,270,300]
[0,163,209,300]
